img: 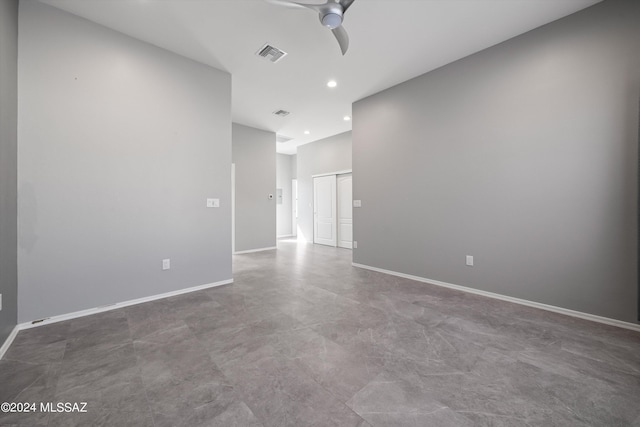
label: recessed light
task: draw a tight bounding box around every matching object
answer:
[304,130,310,135]
[344,116,351,121]
[327,80,337,88]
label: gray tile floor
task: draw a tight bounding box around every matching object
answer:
[2,240,640,426]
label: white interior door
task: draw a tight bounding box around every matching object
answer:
[292,179,298,237]
[337,174,353,249]
[313,175,337,247]
[231,163,235,254]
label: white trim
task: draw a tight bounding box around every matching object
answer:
[0,326,20,360]
[277,235,295,239]
[18,279,233,331]
[352,263,640,333]
[233,246,277,255]
[312,169,352,178]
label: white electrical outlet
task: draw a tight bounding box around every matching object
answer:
[466,255,474,266]
[162,259,171,270]
[353,241,358,249]
[353,200,362,208]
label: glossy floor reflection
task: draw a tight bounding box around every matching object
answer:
[1,240,640,426]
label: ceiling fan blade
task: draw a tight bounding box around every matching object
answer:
[332,25,349,55]
[265,0,324,12]
[339,0,356,13]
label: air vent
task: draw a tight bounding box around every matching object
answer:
[256,43,288,63]
[273,110,290,117]
[276,134,293,144]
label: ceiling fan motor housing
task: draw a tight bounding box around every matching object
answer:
[320,4,343,29]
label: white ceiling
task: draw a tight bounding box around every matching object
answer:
[40,0,601,154]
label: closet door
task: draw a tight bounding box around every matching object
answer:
[337,174,353,249]
[313,175,337,247]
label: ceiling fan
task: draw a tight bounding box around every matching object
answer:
[266,0,356,55]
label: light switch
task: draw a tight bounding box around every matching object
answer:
[207,198,220,208]
[353,200,362,208]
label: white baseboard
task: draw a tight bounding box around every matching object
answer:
[18,278,233,331]
[234,246,277,255]
[0,326,20,360]
[352,262,640,333]
[277,235,295,239]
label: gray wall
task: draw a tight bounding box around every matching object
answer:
[276,153,293,237]
[232,123,276,252]
[0,0,18,345]
[296,132,352,243]
[353,0,639,323]
[18,1,232,323]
